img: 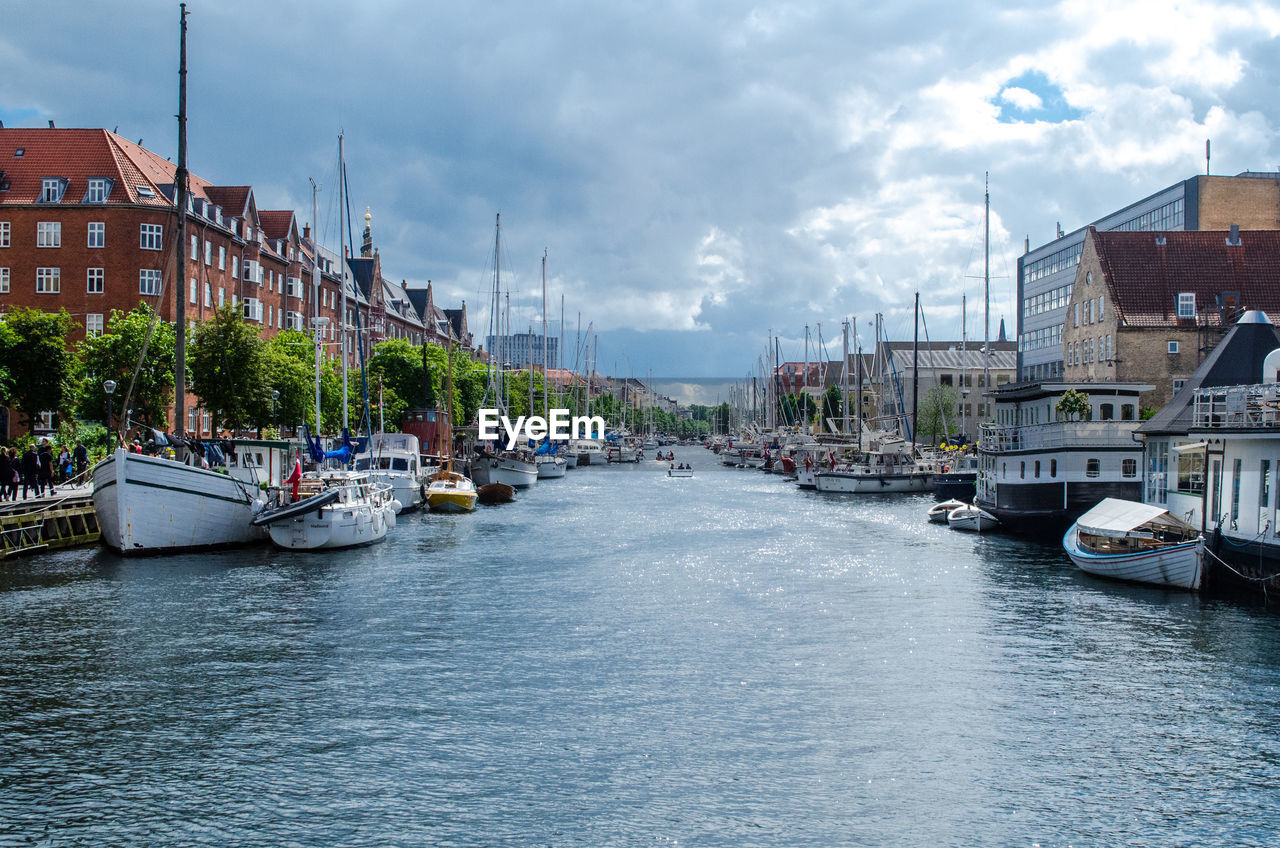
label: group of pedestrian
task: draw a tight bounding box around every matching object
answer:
[0,438,90,503]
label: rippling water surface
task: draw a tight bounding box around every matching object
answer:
[4,448,1280,846]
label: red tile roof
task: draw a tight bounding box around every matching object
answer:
[203,185,252,217]
[258,210,295,240]
[1094,228,1280,327]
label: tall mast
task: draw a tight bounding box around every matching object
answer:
[803,324,810,430]
[841,318,850,435]
[542,248,549,420]
[983,172,990,419]
[912,291,919,451]
[338,133,348,431]
[311,178,321,435]
[960,293,967,442]
[174,3,189,437]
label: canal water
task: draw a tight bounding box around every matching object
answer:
[3,447,1280,846]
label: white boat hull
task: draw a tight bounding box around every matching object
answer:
[928,498,968,523]
[491,457,538,488]
[815,470,933,493]
[947,505,1000,532]
[267,501,393,549]
[1063,525,1202,590]
[536,456,567,479]
[796,467,818,489]
[92,448,266,554]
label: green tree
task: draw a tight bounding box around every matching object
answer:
[77,304,176,427]
[1056,388,1091,421]
[0,307,76,429]
[370,338,426,422]
[260,331,320,432]
[189,303,268,433]
[917,385,960,446]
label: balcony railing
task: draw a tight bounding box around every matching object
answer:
[1192,383,1280,429]
[979,420,1142,452]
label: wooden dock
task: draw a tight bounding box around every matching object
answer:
[0,486,100,560]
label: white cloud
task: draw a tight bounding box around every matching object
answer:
[1000,86,1042,111]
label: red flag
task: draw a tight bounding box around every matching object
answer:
[285,458,302,501]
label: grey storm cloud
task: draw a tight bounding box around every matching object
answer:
[4,0,1280,375]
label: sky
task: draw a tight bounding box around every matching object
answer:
[5,0,1280,388]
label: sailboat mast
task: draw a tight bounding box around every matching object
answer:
[803,324,810,430]
[983,172,990,418]
[542,249,549,420]
[960,293,967,441]
[174,3,188,438]
[311,178,321,434]
[841,318,850,435]
[912,291,919,452]
[338,133,348,432]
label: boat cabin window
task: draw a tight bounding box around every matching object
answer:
[355,458,371,470]
[1034,460,1040,478]
[1020,461,1025,479]
[1176,449,1205,496]
[1121,404,1135,421]
[1122,458,1137,478]
[1100,403,1114,421]
[1231,458,1242,523]
[1002,462,1007,479]
[1260,459,1270,513]
[392,458,408,471]
[1086,458,1100,478]
[1050,459,1057,478]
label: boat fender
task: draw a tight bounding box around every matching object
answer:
[391,499,402,514]
[386,507,397,529]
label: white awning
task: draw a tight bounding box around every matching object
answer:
[1076,497,1184,538]
[1172,441,1208,453]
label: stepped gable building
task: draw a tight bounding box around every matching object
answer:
[1019,171,1280,381]
[403,281,473,350]
[347,212,426,359]
[1062,226,1280,410]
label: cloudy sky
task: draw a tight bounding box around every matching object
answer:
[5,0,1280,382]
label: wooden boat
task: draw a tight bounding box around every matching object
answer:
[927,498,967,524]
[1063,498,1202,590]
[477,482,515,505]
[947,503,1000,532]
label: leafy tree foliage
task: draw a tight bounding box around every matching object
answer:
[77,304,175,427]
[916,385,960,446]
[189,303,269,433]
[0,307,77,428]
[1057,388,1091,421]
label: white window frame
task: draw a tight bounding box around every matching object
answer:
[139,268,162,296]
[0,267,8,294]
[190,277,197,305]
[87,267,104,294]
[0,221,8,247]
[140,223,163,251]
[204,282,212,308]
[1168,341,1180,354]
[218,246,226,270]
[86,313,104,337]
[1177,292,1196,319]
[190,234,199,260]
[86,178,110,203]
[40,178,63,203]
[36,267,61,294]
[204,239,212,266]
[87,221,105,249]
[36,221,61,248]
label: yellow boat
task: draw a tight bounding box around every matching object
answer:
[425,469,478,513]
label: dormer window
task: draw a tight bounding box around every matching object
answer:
[1177,292,1196,319]
[84,177,113,203]
[39,177,67,203]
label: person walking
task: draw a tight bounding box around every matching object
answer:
[57,445,72,484]
[5,448,18,501]
[73,440,89,478]
[0,448,9,503]
[37,439,55,497]
[21,444,39,500]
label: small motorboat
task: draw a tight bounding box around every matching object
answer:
[947,503,1000,533]
[1063,498,1203,590]
[425,469,478,513]
[667,466,694,478]
[928,498,968,524]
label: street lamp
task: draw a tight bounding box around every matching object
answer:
[103,379,117,434]
[272,389,280,435]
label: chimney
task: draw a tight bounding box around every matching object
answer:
[1227,224,1241,246]
[48,120,55,128]
[302,224,310,240]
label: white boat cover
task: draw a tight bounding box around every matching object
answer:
[1076,497,1191,539]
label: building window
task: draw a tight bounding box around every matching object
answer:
[204,282,212,307]
[36,267,60,293]
[190,278,197,304]
[0,221,8,247]
[190,234,198,260]
[139,269,162,296]
[1168,341,1179,354]
[204,239,212,265]
[218,246,226,270]
[1177,292,1196,319]
[36,221,61,247]
[0,267,8,293]
[1121,403,1135,420]
[1172,379,1186,394]
[86,313,104,337]
[85,178,111,203]
[218,288,225,307]
[1177,447,1206,495]
[1122,458,1137,478]
[140,223,163,250]
[87,221,105,248]
[1086,458,1100,478]
[1100,403,1114,420]
[40,177,65,203]
[87,267,104,294]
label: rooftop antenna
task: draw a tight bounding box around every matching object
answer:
[1206,138,1211,176]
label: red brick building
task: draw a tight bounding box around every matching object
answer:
[0,127,470,438]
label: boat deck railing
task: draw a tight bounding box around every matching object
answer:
[1192,383,1280,430]
[979,420,1141,452]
